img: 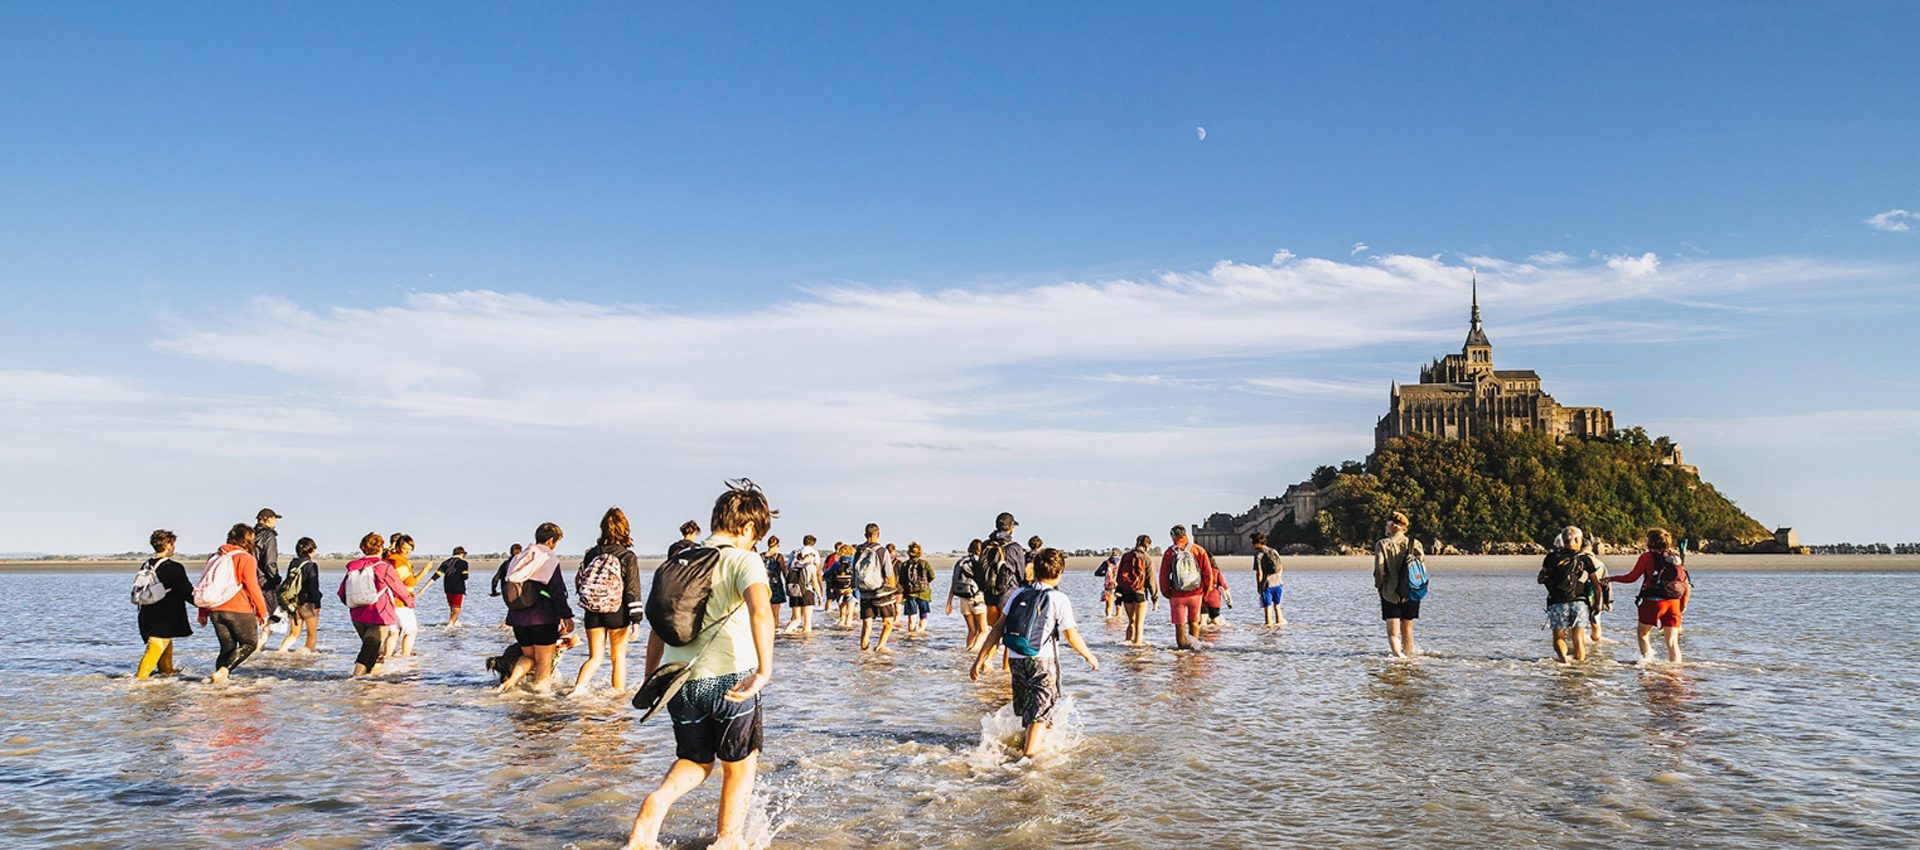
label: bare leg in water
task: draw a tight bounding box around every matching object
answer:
[625,754,761,850]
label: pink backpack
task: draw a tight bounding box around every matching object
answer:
[193,550,243,608]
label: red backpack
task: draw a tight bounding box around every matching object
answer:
[1641,551,1690,602]
[1115,550,1148,593]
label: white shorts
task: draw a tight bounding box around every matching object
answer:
[394,606,419,636]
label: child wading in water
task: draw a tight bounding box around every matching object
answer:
[971,548,1099,759]
[625,482,778,850]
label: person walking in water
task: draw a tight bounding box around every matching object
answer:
[1585,544,1614,646]
[826,542,858,627]
[899,542,936,636]
[975,513,1030,627]
[196,522,270,683]
[385,533,423,658]
[947,539,989,652]
[491,543,522,599]
[436,547,471,627]
[134,529,194,679]
[1097,548,1121,620]
[572,508,645,696]
[970,548,1099,759]
[853,524,899,653]
[1251,531,1286,629]
[340,531,414,677]
[1373,512,1426,659]
[276,537,322,653]
[252,508,286,632]
[1159,525,1214,650]
[624,482,778,850]
[783,534,823,635]
[1609,528,1691,664]
[1115,534,1156,646]
[1539,526,1599,663]
[498,523,576,692]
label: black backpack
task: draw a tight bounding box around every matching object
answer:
[902,560,931,596]
[1541,551,1587,600]
[646,546,728,647]
[826,559,854,591]
[975,538,1019,599]
[950,557,980,598]
[785,557,810,598]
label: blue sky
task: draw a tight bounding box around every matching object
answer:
[2,4,1916,552]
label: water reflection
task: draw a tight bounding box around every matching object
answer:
[1639,666,1700,753]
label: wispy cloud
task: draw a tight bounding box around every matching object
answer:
[1238,377,1383,399]
[1350,242,1369,256]
[2,248,1913,550]
[1866,209,1916,233]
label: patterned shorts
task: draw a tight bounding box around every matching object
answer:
[1009,655,1061,728]
[1547,601,1588,630]
[667,669,763,764]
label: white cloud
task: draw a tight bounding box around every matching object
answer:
[1604,252,1661,278]
[1,248,1911,551]
[1528,251,1573,266]
[1238,377,1384,399]
[1350,242,1369,256]
[1866,209,1916,232]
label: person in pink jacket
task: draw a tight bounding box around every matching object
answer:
[339,531,415,677]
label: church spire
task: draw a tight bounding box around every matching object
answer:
[1470,268,1481,329]
[1464,267,1491,349]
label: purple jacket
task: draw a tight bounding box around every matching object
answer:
[505,567,575,627]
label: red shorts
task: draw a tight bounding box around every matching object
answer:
[1637,599,1683,628]
[1169,594,1203,625]
[446,593,465,609]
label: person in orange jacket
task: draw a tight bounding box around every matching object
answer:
[196,522,270,683]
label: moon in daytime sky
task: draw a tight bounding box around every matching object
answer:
[1196,126,1207,141]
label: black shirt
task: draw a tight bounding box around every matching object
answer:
[438,557,470,594]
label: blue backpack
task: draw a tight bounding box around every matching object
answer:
[1402,556,1430,602]
[999,586,1056,657]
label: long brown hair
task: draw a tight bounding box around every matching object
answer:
[600,507,634,548]
[1646,528,1674,552]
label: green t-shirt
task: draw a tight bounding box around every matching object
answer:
[659,539,767,681]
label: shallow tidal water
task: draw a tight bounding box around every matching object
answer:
[1,567,1915,849]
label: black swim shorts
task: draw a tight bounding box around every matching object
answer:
[668,670,763,764]
[512,623,560,647]
[1379,599,1421,621]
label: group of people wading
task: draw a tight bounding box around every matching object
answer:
[128,485,1692,850]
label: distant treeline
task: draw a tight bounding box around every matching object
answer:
[1267,428,1772,551]
[1806,543,1920,555]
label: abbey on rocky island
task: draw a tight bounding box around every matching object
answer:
[1374,274,1612,449]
